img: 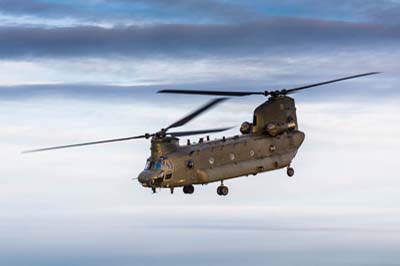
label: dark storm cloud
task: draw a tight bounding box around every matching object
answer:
[304,0,400,25]
[365,3,400,25]
[2,0,400,25]
[111,0,261,21]
[0,0,259,23]
[0,19,399,59]
[0,0,71,15]
[294,0,400,25]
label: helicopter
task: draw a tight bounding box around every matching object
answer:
[23,72,379,195]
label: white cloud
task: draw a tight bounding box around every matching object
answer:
[1,50,398,87]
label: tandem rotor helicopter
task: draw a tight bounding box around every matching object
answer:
[24,72,379,195]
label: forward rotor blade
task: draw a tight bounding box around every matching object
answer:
[22,134,151,153]
[168,127,233,137]
[165,98,228,131]
[159,89,262,97]
[284,72,380,94]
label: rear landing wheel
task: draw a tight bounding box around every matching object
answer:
[287,167,294,177]
[217,185,229,196]
[183,185,194,194]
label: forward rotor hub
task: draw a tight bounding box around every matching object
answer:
[155,129,167,139]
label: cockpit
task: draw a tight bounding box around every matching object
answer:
[138,158,166,188]
[144,158,164,170]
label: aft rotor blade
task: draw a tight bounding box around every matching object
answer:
[159,72,380,97]
[159,89,263,97]
[165,98,228,131]
[168,127,233,137]
[284,72,380,94]
[22,134,151,153]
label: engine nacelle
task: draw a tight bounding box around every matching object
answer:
[265,121,296,137]
[240,121,252,134]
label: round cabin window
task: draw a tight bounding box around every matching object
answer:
[187,160,194,169]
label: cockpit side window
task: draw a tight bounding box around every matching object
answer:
[145,160,151,170]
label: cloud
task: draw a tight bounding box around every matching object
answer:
[0,0,260,25]
[111,0,262,22]
[0,18,399,60]
[0,0,72,16]
[2,0,400,26]
[0,50,396,99]
[364,2,400,25]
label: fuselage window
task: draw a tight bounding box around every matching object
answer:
[187,160,194,169]
[269,145,276,152]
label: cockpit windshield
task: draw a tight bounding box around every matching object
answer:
[145,159,164,170]
[154,161,163,170]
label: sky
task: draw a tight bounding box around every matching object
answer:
[1,1,400,266]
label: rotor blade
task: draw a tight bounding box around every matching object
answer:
[158,89,263,96]
[284,72,380,94]
[22,134,151,153]
[159,72,380,97]
[168,127,233,137]
[165,98,228,131]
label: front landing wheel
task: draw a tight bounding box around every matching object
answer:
[183,185,194,194]
[287,167,294,177]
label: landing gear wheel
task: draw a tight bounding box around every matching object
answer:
[183,185,194,194]
[221,186,229,196]
[287,167,294,177]
[217,185,229,196]
[217,186,222,195]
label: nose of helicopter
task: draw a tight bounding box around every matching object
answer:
[137,171,152,186]
[137,170,161,187]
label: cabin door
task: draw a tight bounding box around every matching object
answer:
[164,159,174,181]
